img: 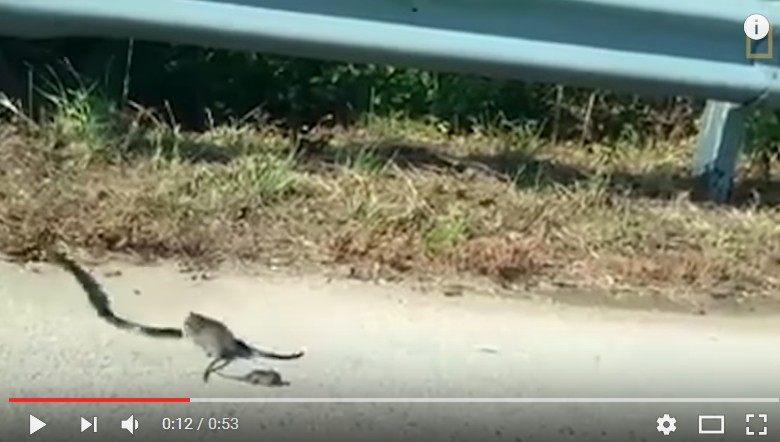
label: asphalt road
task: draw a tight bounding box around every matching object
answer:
[1,259,779,441]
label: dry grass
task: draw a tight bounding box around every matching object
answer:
[1,99,780,311]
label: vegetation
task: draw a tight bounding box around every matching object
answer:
[0,37,779,312]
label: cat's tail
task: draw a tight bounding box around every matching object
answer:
[236,339,305,360]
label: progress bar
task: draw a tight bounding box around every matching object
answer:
[9,397,780,404]
[8,398,191,403]
[190,397,780,404]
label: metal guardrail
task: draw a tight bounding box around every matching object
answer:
[0,0,779,202]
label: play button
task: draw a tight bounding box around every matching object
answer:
[29,415,46,435]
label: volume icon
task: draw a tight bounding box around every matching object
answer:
[121,415,139,435]
[81,416,97,433]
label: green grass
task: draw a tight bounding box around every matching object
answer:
[338,145,388,174]
[424,213,471,253]
[38,75,121,160]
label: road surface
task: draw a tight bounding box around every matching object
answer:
[0,259,778,441]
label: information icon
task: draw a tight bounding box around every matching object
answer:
[745,14,773,59]
[745,14,770,41]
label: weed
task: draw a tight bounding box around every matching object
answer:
[338,145,387,174]
[39,77,120,159]
[424,212,471,253]
[229,153,298,202]
[1,107,780,307]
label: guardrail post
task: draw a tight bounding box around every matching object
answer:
[692,101,747,203]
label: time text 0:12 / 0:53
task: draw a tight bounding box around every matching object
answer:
[162,417,240,431]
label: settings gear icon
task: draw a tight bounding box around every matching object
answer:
[656,414,677,435]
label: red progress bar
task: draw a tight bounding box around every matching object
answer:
[8,397,191,403]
